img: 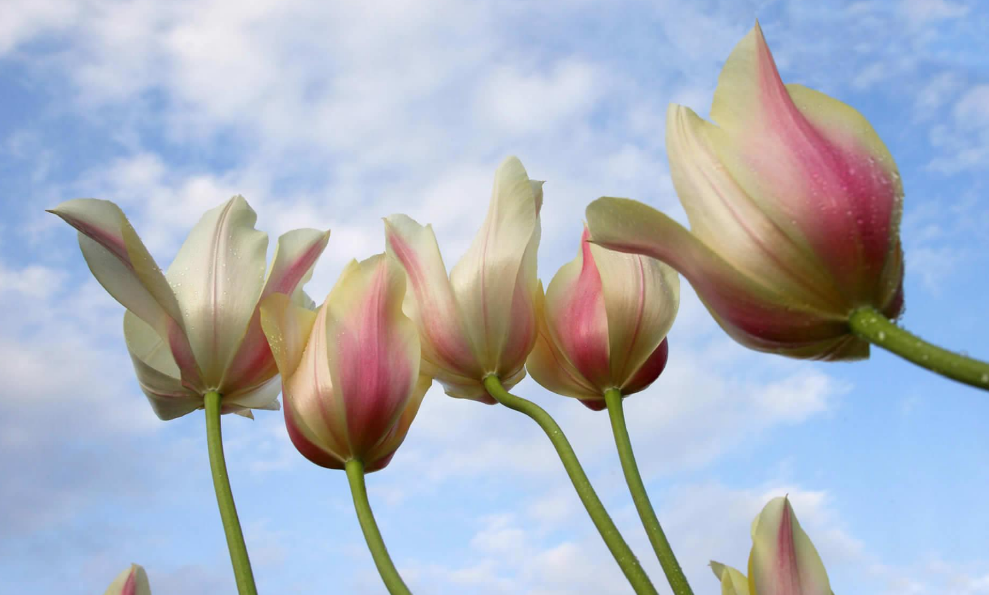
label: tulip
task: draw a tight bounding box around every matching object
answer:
[384,156,543,403]
[710,496,831,595]
[527,226,679,410]
[104,564,151,595]
[586,22,903,361]
[260,254,429,472]
[49,196,330,419]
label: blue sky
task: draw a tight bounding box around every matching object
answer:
[2,0,988,593]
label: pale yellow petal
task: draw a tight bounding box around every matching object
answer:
[166,196,268,386]
[123,312,201,420]
[103,563,151,595]
[449,156,541,372]
[710,561,751,595]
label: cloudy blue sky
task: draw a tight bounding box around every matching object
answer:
[2,0,988,593]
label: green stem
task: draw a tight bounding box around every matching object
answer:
[605,388,693,595]
[345,459,413,595]
[204,391,257,595]
[483,376,658,595]
[849,307,989,391]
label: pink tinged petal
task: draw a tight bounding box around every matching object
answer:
[497,199,544,381]
[748,496,831,595]
[590,231,679,388]
[586,197,868,361]
[544,227,611,389]
[384,214,479,381]
[103,564,151,595]
[449,156,542,372]
[710,562,751,595]
[666,104,841,313]
[622,337,669,396]
[365,374,433,472]
[165,196,268,387]
[222,375,281,414]
[123,313,202,420]
[49,199,202,390]
[324,255,421,459]
[710,23,903,312]
[223,228,330,394]
[526,287,602,401]
[278,300,351,467]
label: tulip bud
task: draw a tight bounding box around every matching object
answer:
[384,156,543,403]
[748,496,831,595]
[587,22,903,361]
[104,564,151,595]
[526,227,679,409]
[260,254,430,472]
[708,496,831,595]
[49,196,329,419]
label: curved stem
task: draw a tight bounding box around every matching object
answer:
[605,388,693,595]
[483,376,658,595]
[345,459,413,595]
[849,307,989,391]
[204,391,257,595]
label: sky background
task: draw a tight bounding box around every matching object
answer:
[2,0,988,593]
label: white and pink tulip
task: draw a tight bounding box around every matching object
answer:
[384,156,543,403]
[260,254,430,472]
[587,22,903,361]
[526,226,679,409]
[49,196,330,419]
[710,496,831,595]
[103,564,151,595]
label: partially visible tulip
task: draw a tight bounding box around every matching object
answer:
[587,22,903,361]
[49,196,329,420]
[260,254,430,472]
[104,564,151,595]
[384,156,543,403]
[710,496,831,595]
[526,226,679,410]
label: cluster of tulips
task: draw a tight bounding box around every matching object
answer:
[53,23,986,595]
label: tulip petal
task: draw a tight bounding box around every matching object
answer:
[710,561,751,595]
[324,256,421,458]
[586,197,867,361]
[224,228,330,393]
[49,199,202,388]
[622,337,669,395]
[165,196,268,385]
[104,563,151,595]
[543,227,611,388]
[709,22,903,309]
[589,232,679,387]
[365,373,433,472]
[123,312,202,420]
[449,156,541,371]
[497,199,543,386]
[384,214,480,382]
[666,104,842,312]
[280,301,350,469]
[526,287,601,400]
[222,376,281,413]
[748,496,831,595]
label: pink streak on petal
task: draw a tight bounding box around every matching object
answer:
[121,570,137,595]
[775,498,802,594]
[167,318,203,390]
[387,229,474,372]
[752,32,898,299]
[338,266,414,457]
[499,273,536,376]
[623,337,669,395]
[557,228,610,387]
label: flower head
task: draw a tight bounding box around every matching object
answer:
[49,196,329,419]
[710,496,831,595]
[260,254,429,472]
[587,22,903,361]
[384,156,543,403]
[104,564,151,595]
[527,226,679,409]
